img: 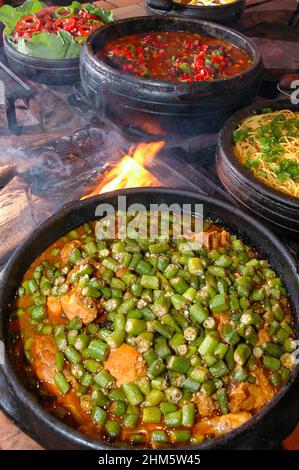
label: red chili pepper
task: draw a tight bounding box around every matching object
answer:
[15,15,42,37]
[198,44,208,52]
[78,11,100,21]
[194,68,211,81]
[185,40,196,50]
[77,23,99,37]
[193,55,204,71]
[53,17,76,32]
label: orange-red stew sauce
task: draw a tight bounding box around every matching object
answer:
[100,31,252,82]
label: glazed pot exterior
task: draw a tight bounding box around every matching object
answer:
[80,16,263,136]
[3,33,80,86]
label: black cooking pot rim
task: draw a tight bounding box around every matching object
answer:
[1,187,299,450]
[219,178,299,234]
[218,99,299,208]
[84,15,262,90]
[172,0,244,10]
[3,31,80,64]
[217,159,299,220]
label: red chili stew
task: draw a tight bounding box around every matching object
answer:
[100,31,252,82]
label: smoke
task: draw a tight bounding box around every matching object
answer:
[0,81,221,267]
[0,75,148,267]
[0,124,130,266]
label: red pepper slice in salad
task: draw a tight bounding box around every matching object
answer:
[15,15,42,36]
[11,5,112,44]
[77,11,101,21]
[77,23,101,37]
[53,17,76,33]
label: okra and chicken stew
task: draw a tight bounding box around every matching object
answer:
[100,31,252,82]
[10,213,296,448]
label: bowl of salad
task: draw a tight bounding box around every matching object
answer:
[0,0,114,85]
[145,0,246,25]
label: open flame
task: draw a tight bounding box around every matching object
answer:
[81,141,164,199]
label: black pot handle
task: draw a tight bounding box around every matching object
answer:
[147,0,174,11]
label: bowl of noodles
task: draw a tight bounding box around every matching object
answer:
[145,0,246,25]
[216,100,299,237]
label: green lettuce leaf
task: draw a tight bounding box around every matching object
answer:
[82,3,114,23]
[12,30,81,60]
[0,0,46,34]
[14,0,45,14]
[57,30,82,59]
[52,2,113,22]
[67,2,82,13]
